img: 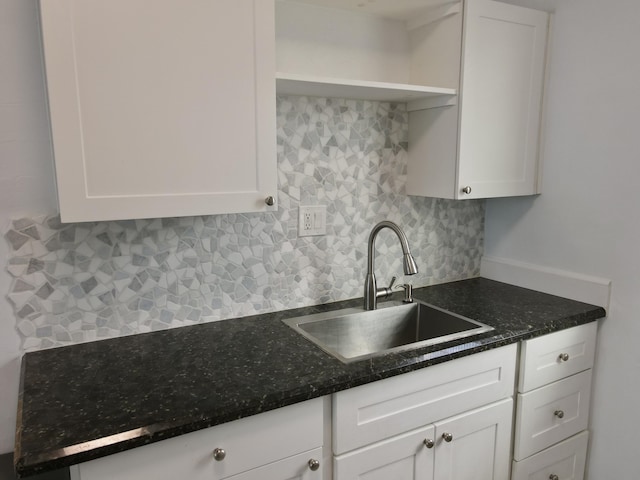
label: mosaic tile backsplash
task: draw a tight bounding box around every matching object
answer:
[5,96,485,351]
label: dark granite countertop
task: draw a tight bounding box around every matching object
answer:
[14,278,606,477]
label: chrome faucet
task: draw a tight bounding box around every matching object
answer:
[364,221,418,310]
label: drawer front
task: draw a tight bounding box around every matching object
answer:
[519,322,597,393]
[514,371,591,460]
[226,447,324,480]
[334,425,435,480]
[333,344,517,454]
[512,431,588,480]
[74,397,324,480]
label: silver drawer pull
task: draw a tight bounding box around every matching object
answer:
[308,459,320,471]
[554,410,565,419]
[558,353,570,362]
[265,195,275,206]
[213,448,226,461]
[442,432,453,442]
[423,438,435,449]
[549,475,559,480]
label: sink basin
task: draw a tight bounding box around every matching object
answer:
[283,301,494,363]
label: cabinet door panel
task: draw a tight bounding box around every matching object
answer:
[40,0,277,221]
[434,398,513,480]
[458,0,548,198]
[334,425,435,480]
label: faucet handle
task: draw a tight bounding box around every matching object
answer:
[375,276,398,301]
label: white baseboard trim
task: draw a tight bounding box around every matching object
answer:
[480,256,611,312]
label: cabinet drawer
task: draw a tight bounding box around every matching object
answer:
[226,447,324,480]
[519,323,597,393]
[71,398,323,480]
[512,431,588,480]
[514,371,591,461]
[333,344,517,454]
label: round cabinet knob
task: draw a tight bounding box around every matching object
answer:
[265,195,275,206]
[461,186,472,194]
[554,410,565,419]
[213,448,226,461]
[423,438,435,449]
[442,432,453,443]
[549,475,559,480]
[558,353,570,362]
[308,459,320,471]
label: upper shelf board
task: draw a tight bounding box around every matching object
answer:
[283,0,456,21]
[276,73,457,105]
[282,0,558,18]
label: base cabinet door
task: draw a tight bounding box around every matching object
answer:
[433,399,513,480]
[334,425,435,480]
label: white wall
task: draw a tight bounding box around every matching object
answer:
[0,0,57,453]
[484,0,640,477]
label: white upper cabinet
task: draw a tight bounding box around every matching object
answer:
[276,0,549,200]
[39,0,277,222]
[408,0,549,199]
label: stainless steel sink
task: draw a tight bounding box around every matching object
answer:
[283,300,494,363]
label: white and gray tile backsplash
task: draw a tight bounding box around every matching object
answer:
[5,96,485,351]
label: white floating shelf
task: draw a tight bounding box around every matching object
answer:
[276,73,457,107]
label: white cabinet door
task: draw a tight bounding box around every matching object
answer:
[39,0,277,222]
[408,0,548,200]
[433,398,513,480]
[457,0,548,199]
[334,425,435,480]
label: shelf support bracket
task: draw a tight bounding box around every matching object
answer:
[406,1,462,31]
[407,95,457,112]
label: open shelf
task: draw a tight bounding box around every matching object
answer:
[276,73,457,106]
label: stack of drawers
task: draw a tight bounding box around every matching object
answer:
[512,322,598,480]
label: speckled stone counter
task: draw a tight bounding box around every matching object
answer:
[14,278,606,477]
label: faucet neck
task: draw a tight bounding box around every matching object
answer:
[364,221,418,310]
[366,221,413,275]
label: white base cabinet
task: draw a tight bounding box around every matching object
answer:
[333,345,517,480]
[69,398,324,480]
[512,323,597,480]
[64,324,600,480]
